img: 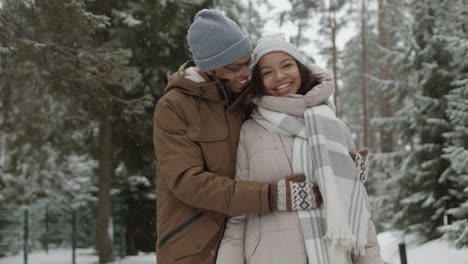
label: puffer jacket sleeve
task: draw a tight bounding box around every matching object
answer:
[154,100,270,215]
[216,126,250,263]
[353,220,384,264]
[352,190,384,264]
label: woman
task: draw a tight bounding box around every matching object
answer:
[216,35,383,264]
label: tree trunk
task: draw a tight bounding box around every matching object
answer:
[97,101,114,263]
[330,0,339,116]
[378,0,393,152]
[90,0,115,262]
[295,22,304,48]
[360,0,370,148]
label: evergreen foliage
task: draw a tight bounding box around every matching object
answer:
[371,0,467,245]
[0,0,466,257]
[0,0,254,256]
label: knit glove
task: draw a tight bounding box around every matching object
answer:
[350,148,369,183]
[270,174,322,211]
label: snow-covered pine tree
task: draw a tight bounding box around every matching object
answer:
[215,0,268,45]
[0,0,144,261]
[373,0,466,241]
[0,0,104,207]
[109,0,216,254]
[440,56,468,247]
[437,0,468,248]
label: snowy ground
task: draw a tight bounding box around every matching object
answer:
[0,249,155,264]
[1,231,467,264]
[377,231,468,264]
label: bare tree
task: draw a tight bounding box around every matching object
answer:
[378,0,393,152]
[360,0,370,148]
[329,0,340,116]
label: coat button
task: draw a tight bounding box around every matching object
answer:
[195,244,201,249]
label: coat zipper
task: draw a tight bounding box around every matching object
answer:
[278,135,294,173]
[215,83,226,100]
[197,87,206,112]
[157,212,204,248]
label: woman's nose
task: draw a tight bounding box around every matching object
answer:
[274,70,286,81]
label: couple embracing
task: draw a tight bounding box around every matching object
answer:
[153,9,383,264]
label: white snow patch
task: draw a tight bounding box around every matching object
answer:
[112,10,142,27]
[378,231,468,264]
[0,248,156,264]
[2,232,467,264]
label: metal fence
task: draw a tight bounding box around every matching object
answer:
[0,200,126,264]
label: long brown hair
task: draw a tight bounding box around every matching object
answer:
[241,59,321,119]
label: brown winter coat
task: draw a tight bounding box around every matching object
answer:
[153,61,271,264]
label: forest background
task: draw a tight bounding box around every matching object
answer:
[0,0,466,263]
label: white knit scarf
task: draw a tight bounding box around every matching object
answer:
[251,104,369,264]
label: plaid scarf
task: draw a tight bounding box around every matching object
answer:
[251,104,369,264]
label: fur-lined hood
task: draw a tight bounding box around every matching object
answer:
[165,61,228,102]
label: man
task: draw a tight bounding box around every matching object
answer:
[153,9,321,264]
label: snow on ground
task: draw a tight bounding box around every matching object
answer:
[0,248,156,264]
[1,231,467,264]
[377,231,468,264]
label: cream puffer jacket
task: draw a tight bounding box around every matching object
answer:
[216,85,384,264]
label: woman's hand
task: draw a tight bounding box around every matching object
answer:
[269,174,322,211]
[350,148,369,183]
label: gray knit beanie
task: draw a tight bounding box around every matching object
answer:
[187,9,252,72]
[251,34,304,68]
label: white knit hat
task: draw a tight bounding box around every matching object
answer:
[251,34,304,68]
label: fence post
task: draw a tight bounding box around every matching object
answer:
[45,204,49,254]
[23,208,28,264]
[120,202,125,258]
[71,209,76,264]
[399,233,408,264]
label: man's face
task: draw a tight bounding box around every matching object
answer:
[208,54,251,93]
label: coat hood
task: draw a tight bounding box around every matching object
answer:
[165,61,228,102]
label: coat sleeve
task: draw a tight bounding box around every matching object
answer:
[353,191,384,264]
[352,220,384,264]
[154,100,270,215]
[216,127,250,263]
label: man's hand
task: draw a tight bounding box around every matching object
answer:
[270,174,322,211]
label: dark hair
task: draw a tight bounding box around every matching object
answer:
[241,59,321,119]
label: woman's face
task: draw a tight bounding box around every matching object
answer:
[258,51,301,97]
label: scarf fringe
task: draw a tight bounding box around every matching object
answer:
[325,228,354,250]
[325,229,367,256]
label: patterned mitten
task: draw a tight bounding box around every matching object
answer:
[350,148,369,183]
[270,174,322,211]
